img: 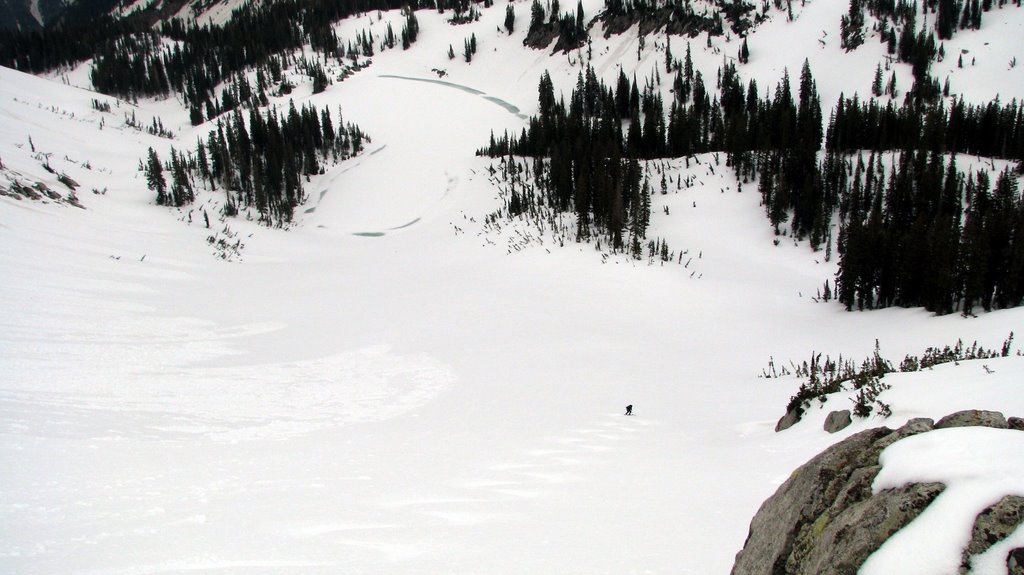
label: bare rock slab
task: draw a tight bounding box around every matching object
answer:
[935,409,1008,429]
[731,419,936,575]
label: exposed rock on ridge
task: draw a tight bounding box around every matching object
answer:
[731,411,1024,575]
[960,495,1024,574]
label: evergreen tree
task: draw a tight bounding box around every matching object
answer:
[665,36,674,73]
[169,148,194,206]
[872,63,884,97]
[538,71,556,123]
[505,4,515,33]
[841,0,865,50]
[530,0,545,34]
[937,0,958,39]
[145,147,167,205]
[196,138,211,189]
[404,10,419,45]
[684,42,694,85]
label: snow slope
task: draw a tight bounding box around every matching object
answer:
[2,1,1024,573]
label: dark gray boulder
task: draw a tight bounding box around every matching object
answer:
[823,410,852,434]
[1009,417,1024,431]
[776,407,801,432]
[959,495,1024,574]
[1008,548,1024,575]
[935,409,1008,429]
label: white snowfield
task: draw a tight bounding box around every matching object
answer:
[1,0,1024,573]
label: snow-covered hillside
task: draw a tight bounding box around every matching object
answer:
[2,1,1024,573]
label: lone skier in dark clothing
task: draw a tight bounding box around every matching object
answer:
[625,404,633,416]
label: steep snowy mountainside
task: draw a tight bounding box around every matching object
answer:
[927,7,1024,103]
[320,0,1024,137]
[2,1,1024,574]
[0,65,195,211]
[180,0,249,25]
[2,69,1023,575]
[0,0,228,30]
[115,0,250,27]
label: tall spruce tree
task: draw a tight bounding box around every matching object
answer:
[145,147,167,205]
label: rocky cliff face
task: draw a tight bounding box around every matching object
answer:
[731,411,1024,575]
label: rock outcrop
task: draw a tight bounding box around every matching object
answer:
[732,411,1024,575]
[935,409,1008,429]
[960,495,1024,574]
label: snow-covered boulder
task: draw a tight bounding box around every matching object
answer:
[731,413,1024,575]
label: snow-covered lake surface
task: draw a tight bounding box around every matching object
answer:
[2,1,1024,573]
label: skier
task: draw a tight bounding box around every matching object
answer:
[625,404,633,416]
